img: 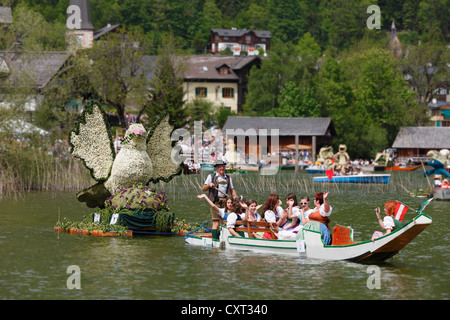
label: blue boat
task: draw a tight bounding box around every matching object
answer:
[313,174,391,184]
[200,163,215,172]
[305,166,326,174]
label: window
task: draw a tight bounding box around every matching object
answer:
[219,67,229,75]
[222,87,234,98]
[76,34,83,43]
[195,87,207,98]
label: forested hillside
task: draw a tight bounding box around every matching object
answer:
[3,0,448,53]
[1,0,448,158]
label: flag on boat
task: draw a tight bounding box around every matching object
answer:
[326,169,334,180]
[417,198,433,215]
[395,202,408,222]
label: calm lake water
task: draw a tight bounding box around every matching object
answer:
[0,170,448,300]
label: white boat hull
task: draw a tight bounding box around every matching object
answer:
[185,214,432,262]
[433,187,450,201]
[313,174,391,184]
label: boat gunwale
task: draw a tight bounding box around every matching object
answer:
[186,214,432,250]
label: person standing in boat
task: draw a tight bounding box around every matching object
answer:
[375,200,402,235]
[201,160,237,240]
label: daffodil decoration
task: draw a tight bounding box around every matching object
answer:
[69,100,182,208]
[121,125,146,145]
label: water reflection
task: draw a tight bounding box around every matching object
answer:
[0,171,448,299]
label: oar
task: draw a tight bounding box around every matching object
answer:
[212,185,228,197]
[420,158,433,197]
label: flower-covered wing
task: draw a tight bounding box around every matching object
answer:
[69,101,115,182]
[146,113,182,183]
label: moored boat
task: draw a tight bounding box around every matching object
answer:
[385,164,423,171]
[185,213,432,262]
[313,174,391,184]
[433,187,450,200]
[305,166,326,174]
[200,162,215,172]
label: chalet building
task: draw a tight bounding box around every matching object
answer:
[222,116,336,168]
[392,127,450,159]
[210,28,271,55]
[183,55,261,113]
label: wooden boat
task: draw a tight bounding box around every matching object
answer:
[385,164,423,171]
[185,214,432,262]
[433,187,450,200]
[313,174,391,184]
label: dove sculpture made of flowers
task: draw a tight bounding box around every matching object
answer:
[69,101,182,208]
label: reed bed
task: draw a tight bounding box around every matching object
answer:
[1,138,430,204]
[0,142,93,200]
[154,170,431,204]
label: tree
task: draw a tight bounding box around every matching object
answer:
[270,81,320,117]
[0,4,66,52]
[144,34,188,129]
[268,0,305,43]
[400,42,450,107]
[296,32,322,59]
[244,40,314,115]
[83,27,152,128]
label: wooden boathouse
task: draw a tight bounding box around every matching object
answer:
[392,126,450,160]
[222,116,336,170]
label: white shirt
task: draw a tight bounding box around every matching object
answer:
[383,216,395,230]
[302,208,314,219]
[276,206,284,218]
[204,173,234,197]
[317,203,332,217]
[264,210,278,223]
[217,208,228,220]
[226,212,245,229]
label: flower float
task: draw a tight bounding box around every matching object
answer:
[64,100,183,234]
[69,100,182,208]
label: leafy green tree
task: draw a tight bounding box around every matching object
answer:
[144,34,188,129]
[244,40,314,115]
[400,41,450,106]
[0,3,66,52]
[269,81,320,118]
[296,32,322,59]
[268,0,305,43]
[83,27,153,128]
[192,0,223,53]
[234,1,269,30]
[321,0,375,51]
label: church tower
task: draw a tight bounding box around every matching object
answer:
[388,20,402,58]
[67,0,94,49]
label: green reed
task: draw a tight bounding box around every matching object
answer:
[153,169,431,204]
[0,139,93,200]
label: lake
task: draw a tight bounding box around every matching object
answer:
[0,170,448,301]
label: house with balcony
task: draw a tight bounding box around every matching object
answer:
[210,28,271,55]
